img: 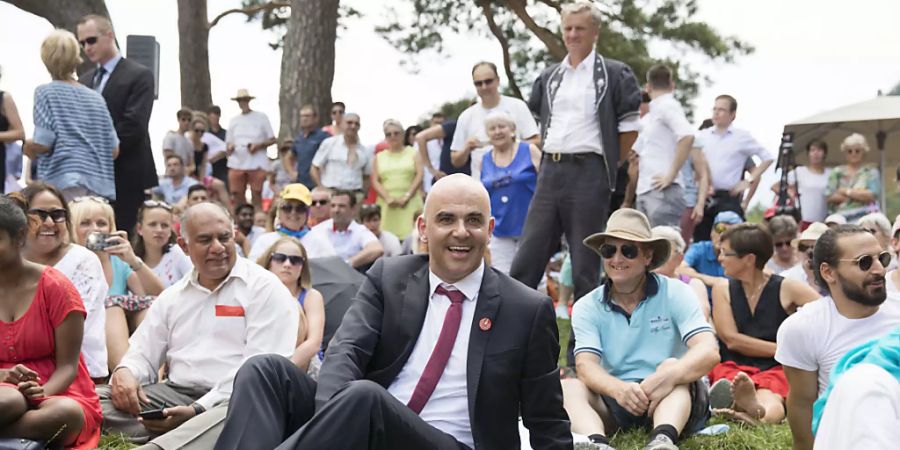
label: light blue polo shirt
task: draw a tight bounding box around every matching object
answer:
[572,274,713,382]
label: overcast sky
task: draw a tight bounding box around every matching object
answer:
[2,0,900,207]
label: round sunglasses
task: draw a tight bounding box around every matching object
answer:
[837,251,891,272]
[599,243,640,259]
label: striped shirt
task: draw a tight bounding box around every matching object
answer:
[32,81,118,199]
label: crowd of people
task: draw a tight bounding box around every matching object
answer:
[0,3,899,450]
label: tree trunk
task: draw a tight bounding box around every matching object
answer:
[279,0,338,139]
[3,0,111,76]
[176,0,212,110]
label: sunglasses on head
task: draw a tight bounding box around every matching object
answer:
[71,196,109,205]
[599,243,640,259]
[837,251,892,272]
[143,200,173,211]
[473,78,495,88]
[271,252,305,266]
[78,36,99,47]
[280,203,308,214]
[28,208,68,223]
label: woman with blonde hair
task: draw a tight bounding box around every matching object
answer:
[69,196,164,373]
[256,237,325,376]
[825,133,881,221]
[371,119,423,238]
[23,29,119,202]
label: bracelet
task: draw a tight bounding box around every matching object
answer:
[130,257,144,271]
[191,402,205,415]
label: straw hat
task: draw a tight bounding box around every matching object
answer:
[583,208,671,271]
[231,88,255,101]
[792,222,828,248]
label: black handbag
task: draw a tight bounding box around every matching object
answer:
[0,438,45,450]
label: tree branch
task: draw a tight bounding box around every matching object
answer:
[478,0,522,99]
[504,0,566,60]
[535,0,562,12]
[208,1,290,29]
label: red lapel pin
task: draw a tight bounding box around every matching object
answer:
[479,317,492,331]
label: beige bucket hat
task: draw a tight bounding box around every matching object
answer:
[583,208,672,271]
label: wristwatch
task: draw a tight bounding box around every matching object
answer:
[191,402,205,415]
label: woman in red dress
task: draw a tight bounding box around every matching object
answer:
[0,194,102,449]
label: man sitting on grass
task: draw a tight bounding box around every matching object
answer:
[563,209,719,450]
[776,225,900,450]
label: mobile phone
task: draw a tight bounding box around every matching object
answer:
[138,407,166,420]
[85,232,113,251]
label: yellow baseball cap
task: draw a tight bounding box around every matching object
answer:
[280,183,312,206]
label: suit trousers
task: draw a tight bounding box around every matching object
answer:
[509,154,610,366]
[115,185,147,238]
[215,354,468,450]
[692,190,744,243]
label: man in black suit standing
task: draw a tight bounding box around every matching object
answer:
[215,174,572,450]
[76,14,158,236]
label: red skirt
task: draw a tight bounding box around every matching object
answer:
[708,361,790,398]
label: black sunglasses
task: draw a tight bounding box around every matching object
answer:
[599,243,640,259]
[837,251,892,272]
[774,241,792,248]
[311,200,329,207]
[28,208,68,223]
[473,78,495,88]
[271,252,305,265]
[78,36,99,47]
[280,203,308,214]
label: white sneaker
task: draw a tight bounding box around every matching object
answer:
[643,434,678,450]
[575,442,616,450]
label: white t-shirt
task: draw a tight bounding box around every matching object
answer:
[781,263,810,285]
[379,230,403,257]
[150,245,194,288]
[247,230,337,262]
[309,219,379,263]
[788,166,831,223]
[162,131,194,169]
[632,93,694,195]
[226,111,275,171]
[775,296,900,394]
[450,96,539,180]
[55,245,109,378]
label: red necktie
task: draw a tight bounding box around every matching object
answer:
[406,285,466,414]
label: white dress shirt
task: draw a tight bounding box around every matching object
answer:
[247,229,337,261]
[308,219,379,262]
[94,54,122,93]
[311,136,372,190]
[632,92,695,195]
[117,257,299,409]
[544,52,602,155]
[387,262,485,449]
[696,125,772,190]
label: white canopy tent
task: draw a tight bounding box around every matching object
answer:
[784,95,900,214]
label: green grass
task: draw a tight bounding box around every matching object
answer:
[98,433,135,450]
[556,318,791,450]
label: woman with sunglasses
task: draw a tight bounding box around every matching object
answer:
[709,223,820,425]
[248,184,336,261]
[132,200,193,288]
[20,183,109,382]
[0,194,103,449]
[23,30,118,202]
[766,215,799,274]
[370,119,423,239]
[825,133,881,222]
[256,237,325,376]
[69,197,164,374]
[781,222,829,295]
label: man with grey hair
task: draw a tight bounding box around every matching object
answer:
[99,202,300,449]
[510,1,642,367]
[311,112,372,195]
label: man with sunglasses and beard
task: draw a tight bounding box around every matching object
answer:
[563,209,718,450]
[775,225,900,450]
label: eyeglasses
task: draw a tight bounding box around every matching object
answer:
[599,243,640,259]
[714,223,730,234]
[311,200,329,207]
[774,240,792,248]
[797,243,814,253]
[720,250,741,258]
[78,36,99,47]
[280,203,308,214]
[384,131,402,137]
[143,200,173,211]
[837,251,891,272]
[28,208,68,223]
[473,78,495,88]
[71,196,109,204]
[271,252,305,266]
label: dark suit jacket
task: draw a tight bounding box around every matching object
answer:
[317,255,571,450]
[528,55,641,191]
[79,57,158,192]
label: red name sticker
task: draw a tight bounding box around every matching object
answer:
[215,305,245,317]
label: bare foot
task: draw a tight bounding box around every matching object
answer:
[732,372,764,420]
[713,408,761,426]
